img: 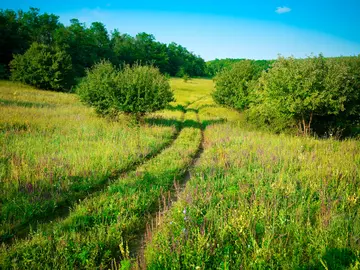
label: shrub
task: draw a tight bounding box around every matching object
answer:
[10,42,74,91]
[212,60,264,111]
[77,61,174,117]
[248,55,359,136]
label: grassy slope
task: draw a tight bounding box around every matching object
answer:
[0,80,180,240]
[0,78,212,268]
[1,78,359,269]
[145,103,360,269]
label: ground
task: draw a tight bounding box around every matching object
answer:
[0,78,359,269]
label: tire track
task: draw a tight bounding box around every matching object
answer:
[132,110,205,269]
[2,111,186,245]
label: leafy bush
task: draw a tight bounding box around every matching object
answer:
[247,55,359,136]
[212,60,264,111]
[77,61,174,117]
[183,74,190,82]
[10,42,74,91]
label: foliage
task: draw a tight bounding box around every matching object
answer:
[206,58,245,77]
[247,55,360,135]
[77,61,174,117]
[183,74,190,82]
[55,19,113,77]
[0,8,61,73]
[212,60,264,111]
[1,7,207,81]
[10,42,73,91]
[206,58,273,77]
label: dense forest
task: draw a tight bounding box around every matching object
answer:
[0,7,207,86]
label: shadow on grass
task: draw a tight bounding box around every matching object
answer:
[319,248,356,269]
[0,127,181,245]
[298,248,357,270]
[146,117,225,131]
[197,104,218,111]
[1,113,226,245]
[166,104,186,113]
[0,98,55,108]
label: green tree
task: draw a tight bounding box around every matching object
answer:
[10,42,73,91]
[0,8,61,77]
[111,30,136,65]
[248,55,357,135]
[77,61,174,118]
[212,60,263,110]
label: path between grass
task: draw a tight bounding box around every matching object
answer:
[2,111,185,245]
[133,111,205,269]
[0,109,204,269]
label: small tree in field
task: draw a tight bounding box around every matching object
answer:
[10,42,73,91]
[77,61,174,120]
[212,60,263,111]
[248,55,355,135]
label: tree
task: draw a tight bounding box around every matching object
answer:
[111,30,136,65]
[77,61,174,119]
[212,60,264,111]
[248,55,357,135]
[55,19,107,77]
[0,8,61,77]
[10,42,73,91]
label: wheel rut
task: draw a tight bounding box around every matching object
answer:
[3,111,186,245]
[131,110,205,269]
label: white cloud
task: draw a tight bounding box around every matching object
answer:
[275,6,291,14]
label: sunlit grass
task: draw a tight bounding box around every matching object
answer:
[145,110,360,269]
[170,78,214,106]
[0,81,180,239]
[0,111,202,268]
[2,77,358,269]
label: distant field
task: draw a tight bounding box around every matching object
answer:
[0,78,359,269]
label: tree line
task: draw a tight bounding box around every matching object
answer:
[206,58,274,77]
[0,7,207,90]
[213,55,360,137]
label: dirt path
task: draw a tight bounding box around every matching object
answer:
[4,112,186,245]
[132,111,205,269]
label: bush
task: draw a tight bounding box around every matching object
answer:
[183,74,190,82]
[248,55,359,136]
[212,60,264,111]
[77,61,174,117]
[10,42,74,91]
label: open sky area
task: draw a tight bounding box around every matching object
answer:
[2,0,360,60]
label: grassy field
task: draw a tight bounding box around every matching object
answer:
[1,78,359,269]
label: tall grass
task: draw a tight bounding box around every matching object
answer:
[145,110,360,269]
[0,111,202,268]
[2,78,359,269]
[0,81,180,240]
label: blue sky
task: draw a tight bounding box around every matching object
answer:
[2,0,360,60]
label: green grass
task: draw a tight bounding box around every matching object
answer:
[0,110,202,268]
[1,78,360,269]
[145,111,360,269]
[0,80,181,240]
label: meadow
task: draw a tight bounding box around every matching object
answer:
[0,78,359,269]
